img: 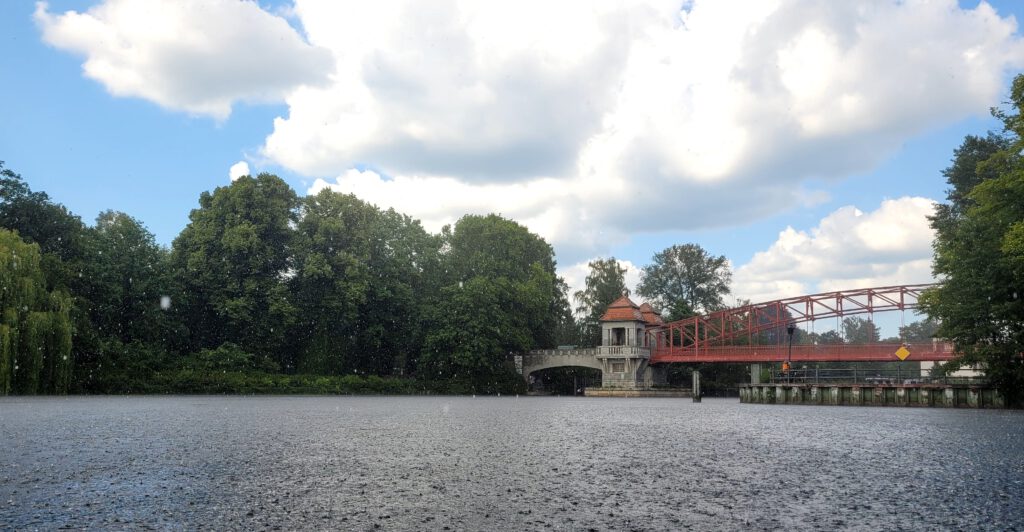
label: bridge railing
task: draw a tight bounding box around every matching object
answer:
[527,348,598,357]
[651,342,956,363]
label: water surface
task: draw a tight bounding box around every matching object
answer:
[1,396,1022,530]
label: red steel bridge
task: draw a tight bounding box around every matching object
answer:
[648,284,956,364]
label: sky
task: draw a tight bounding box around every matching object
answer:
[2,0,1023,335]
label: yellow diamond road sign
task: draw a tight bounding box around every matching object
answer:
[895,346,911,361]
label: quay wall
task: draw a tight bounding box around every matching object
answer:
[585,387,692,398]
[740,384,1004,408]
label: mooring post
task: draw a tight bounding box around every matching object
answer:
[692,370,702,403]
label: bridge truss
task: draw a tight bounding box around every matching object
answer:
[649,284,956,363]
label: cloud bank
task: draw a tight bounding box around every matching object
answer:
[732,196,937,303]
[37,0,1024,262]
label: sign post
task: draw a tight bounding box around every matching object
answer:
[895,345,910,383]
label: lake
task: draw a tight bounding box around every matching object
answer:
[1,396,1022,530]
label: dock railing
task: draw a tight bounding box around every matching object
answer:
[767,367,988,387]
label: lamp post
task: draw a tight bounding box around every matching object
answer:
[786,323,795,382]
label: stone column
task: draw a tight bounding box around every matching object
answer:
[750,364,762,384]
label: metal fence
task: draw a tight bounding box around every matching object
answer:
[767,367,988,386]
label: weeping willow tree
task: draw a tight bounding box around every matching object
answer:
[0,229,72,394]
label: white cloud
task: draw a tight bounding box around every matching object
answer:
[35,0,333,119]
[732,196,937,303]
[38,0,1024,262]
[229,161,250,182]
[291,0,1019,261]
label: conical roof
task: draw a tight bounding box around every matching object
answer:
[599,295,644,322]
[638,303,664,326]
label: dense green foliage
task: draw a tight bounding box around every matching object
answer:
[419,215,559,393]
[0,165,568,395]
[921,74,1024,405]
[637,243,732,320]
[171,174,300,369]
[573,257,629,346]
[0,229,72,394]
[292,190,437,376]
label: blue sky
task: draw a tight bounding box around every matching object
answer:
[2,1,1023,325]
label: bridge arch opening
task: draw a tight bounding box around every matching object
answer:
[527,366,602,395]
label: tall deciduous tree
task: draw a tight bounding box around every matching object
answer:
[842,316,880,344]
[573,258,629,347]
[420,214,554,391]
[293,190,438,375]
[921,73,1024,405]
[171,174,299,369]
[636,243,731,320]
[0,162,92,289]
[899,318,939,342]
[88,211,173,345]
[0,229,72,394]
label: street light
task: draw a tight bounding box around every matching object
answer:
[786,323,795,382]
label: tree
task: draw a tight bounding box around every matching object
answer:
[920,73,1024,405]
[573,258,629,347]
[419,214,554,391]
[0,162,92,291]
[170,174,299,369]
[292,190,438,375]
[0,229,72,394]
[88,211,173,345]
[807,330,845,345]
[441,213,562,349]
[636,243,731,320]
[842,316,880,344]
[899,318,940,343]
[0,162,100,390]
[550,277,580,347]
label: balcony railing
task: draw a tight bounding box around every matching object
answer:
[597,345,651,358]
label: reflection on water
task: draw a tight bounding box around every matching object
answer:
[1,396,1022,530]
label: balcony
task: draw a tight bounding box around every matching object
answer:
[596,345,651,359]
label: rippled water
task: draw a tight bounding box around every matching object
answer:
[1,396,1022,530]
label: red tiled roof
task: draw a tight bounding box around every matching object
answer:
[638,303,664,326]
[600,295,643,322]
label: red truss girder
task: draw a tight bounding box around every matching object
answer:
[649,284,942,362]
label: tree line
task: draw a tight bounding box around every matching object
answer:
[0,164,736,395]
[0,168,580,393]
